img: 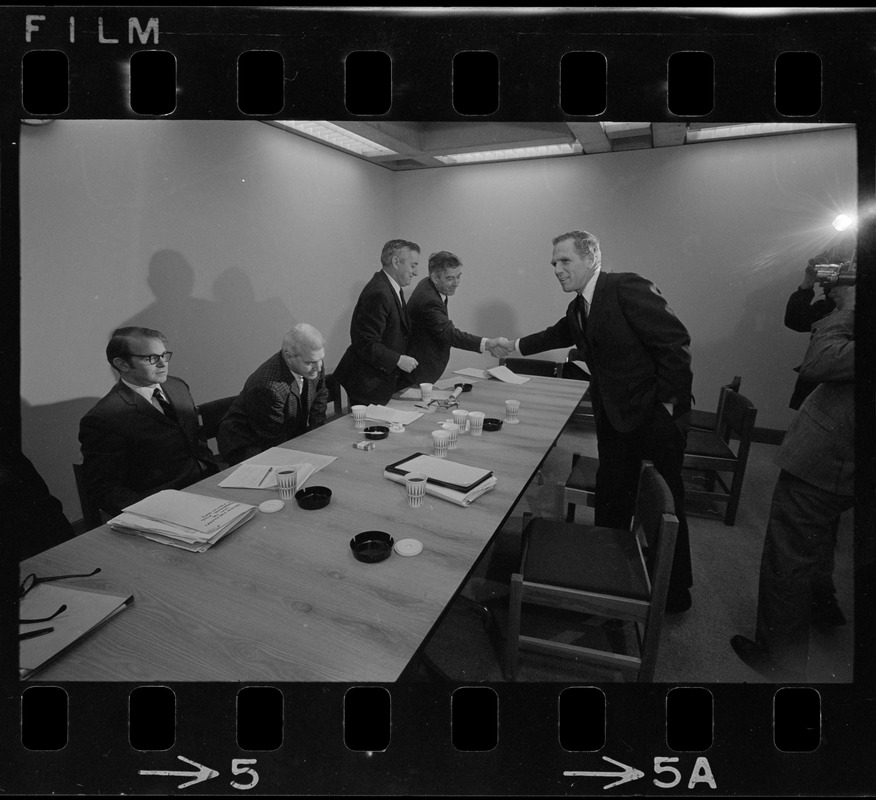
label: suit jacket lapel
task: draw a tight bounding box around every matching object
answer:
[379,270,409,331]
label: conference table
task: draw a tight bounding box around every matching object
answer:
[20,374,587,682]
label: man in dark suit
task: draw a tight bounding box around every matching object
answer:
[333,239,420,405]
[508,230,694,612]
[731,295,855,681]
[217,323,329,465]
[79,327,219,517]
[407,250,505,384]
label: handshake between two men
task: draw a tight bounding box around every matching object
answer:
[396,336,515,375]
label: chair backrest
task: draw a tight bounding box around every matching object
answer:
[716,387,757,448]
[198,395,237,442]
[324,372,348,419]
[560,349,590,381]
[712,376,742,429]
[72,462,103,531]
[632,462,678,580]
[500,357,560,378]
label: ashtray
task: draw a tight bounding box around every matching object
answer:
[363,425,390,439]
[454,382,473,393]
[295,486,332,510]
[483,417,504,431]
[350,531,394,563]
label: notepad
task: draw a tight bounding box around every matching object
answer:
[384,469,497,507]
[19,583,133,679]
[219,461,318,490]
[385,453,494,492]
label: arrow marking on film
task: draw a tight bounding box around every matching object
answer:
[564,756,645,789]
[139,755,219,789]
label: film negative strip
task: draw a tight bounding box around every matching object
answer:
[2,5,874,796]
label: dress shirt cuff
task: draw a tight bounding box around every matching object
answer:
[513,338,521,353]
[479,338,487,353]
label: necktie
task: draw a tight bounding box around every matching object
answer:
[576,294,588,332]
[399,287,407,309]
[443,295,449,308]
[153,388,178,422]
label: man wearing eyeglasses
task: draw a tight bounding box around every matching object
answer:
[79,326,219,517]
[217,323,329,465]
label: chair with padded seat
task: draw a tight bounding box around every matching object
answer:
[499,357,561,377]
[557,452,599,522]
[689,375,741,432]
[506,462,678,682]
[682,385,757,526]
[72,462,104,531]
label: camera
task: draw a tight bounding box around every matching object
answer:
[813,261,856,287]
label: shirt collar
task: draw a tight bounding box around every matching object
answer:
[382,269,403,301]
[580,266,601,309]
[122,378,164,403]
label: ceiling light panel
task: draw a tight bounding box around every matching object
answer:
[274,121,398,157]
[435,142,580,165]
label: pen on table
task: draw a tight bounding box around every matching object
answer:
[19,627,54,641]
[257,467,272,487]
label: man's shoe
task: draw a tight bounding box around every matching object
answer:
[665,588,692,613]
[730,635,797,681]
[811,597,847,627]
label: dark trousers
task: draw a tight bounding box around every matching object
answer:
[593,405,693,594]
[755,470,853,677]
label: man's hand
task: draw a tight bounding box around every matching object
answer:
[801,262,819,291]
[397,355,418,373]
[486,337,515,359]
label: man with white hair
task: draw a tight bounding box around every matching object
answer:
[218,323,328,465]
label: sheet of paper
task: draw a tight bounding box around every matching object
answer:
[364,405,423,425]
[572,360,589,372]
[398,387,452,401]
[242,447,337,472]
[486,365,531,384]
[392,454,492,487]
[435,376,482,389]
[453,367,491,379]
[121,490,253,534]
[219,462,317,489]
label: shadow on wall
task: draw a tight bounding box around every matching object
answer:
[21,396,100,523]
[116,250,293,403]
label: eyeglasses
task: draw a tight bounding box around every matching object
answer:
[129,351,173,365]
[20,568,102,624]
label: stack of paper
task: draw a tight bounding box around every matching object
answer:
[384,453,498,507]
[453,365,531,384]
[364,405,423,425]
[108,490,257,552]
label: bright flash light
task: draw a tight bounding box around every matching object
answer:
[833,214,856,231]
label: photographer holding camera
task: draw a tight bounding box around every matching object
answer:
[732,277,855,680]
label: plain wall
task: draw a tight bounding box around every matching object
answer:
[19,121,856,520]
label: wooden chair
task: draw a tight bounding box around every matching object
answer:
[198,395,236,442]
[682,385,757,526]
[499,357,561,377]
[72,462,104,531]
[557,452,599,522]
[689,375,741,432]
[506,462,678,682]
[559,348,594,425]
[324,372,349,421]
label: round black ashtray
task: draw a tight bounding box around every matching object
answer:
[454,382,473,393]
[350,531,394,563]
[295,486,332,510]
[483,417,503,431]
[363,425,390,439]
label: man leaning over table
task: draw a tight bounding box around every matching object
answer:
[79,326,219,517]
[407,249,514,384]
[218,323,329,466]
[333,239,421,406]
[495,229,695,613]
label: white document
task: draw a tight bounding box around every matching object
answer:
[384,470,497,507]
[242,446,337,472]
[119,490,252,535]
[364,405,423,425]
[453,367,491,379]
[391,454,492,488]
[486,365,531,384]
[398,387,453,401]
[219,462,318,490]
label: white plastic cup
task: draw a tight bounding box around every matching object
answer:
[452,409,469,433]
[420,382,433,403]
[442,422,460,449]
[468,410,486,436]
[405,472,428,508]
[432,429,451,458]
[505,399,520,424]
[351,404,367,429]
[275,467,299,500]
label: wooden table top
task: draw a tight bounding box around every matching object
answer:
[21,375,587,682]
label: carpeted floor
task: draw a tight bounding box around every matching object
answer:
[407,420,854,684]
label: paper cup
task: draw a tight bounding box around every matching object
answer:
[468,410,486,436]
[432,429,451,458]
[505,399,520,424]
[275,467,299,500]
[351,404,367,429]
[405,472,428,508]
[442,422,460,449]
[452,409,469,433]
[419,382,433,403]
